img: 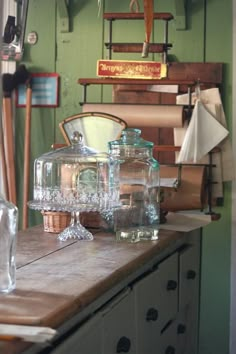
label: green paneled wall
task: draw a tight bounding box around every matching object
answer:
[15,1,232,353]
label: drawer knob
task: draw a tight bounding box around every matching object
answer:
[116,336,131,353]
[165,345,175,354]
[187,270,196,279]
[167,280,178,291]
[146,307,159,322]
[177,323,186,334]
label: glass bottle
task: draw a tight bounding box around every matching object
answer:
[0,195,18,293]
[108,128,160,242]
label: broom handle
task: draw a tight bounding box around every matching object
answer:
[142,0,154,57]
[22,82,32,230]
[2,97,16,205]
[0,123,9,200]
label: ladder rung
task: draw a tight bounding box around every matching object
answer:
[103,12,174,21]
[105,43,172,53]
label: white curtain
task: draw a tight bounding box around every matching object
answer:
[0,0,17,197]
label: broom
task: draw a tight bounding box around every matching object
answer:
[2,73,17,205]
[22,76,32,230]
[2,65,30,206]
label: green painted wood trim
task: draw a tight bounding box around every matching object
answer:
[57,0,69,33]
[175,0,186,30]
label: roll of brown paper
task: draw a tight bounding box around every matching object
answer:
[82,103,185,128]
[160,165,207,211]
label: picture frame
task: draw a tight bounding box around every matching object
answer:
[16,72,59,107]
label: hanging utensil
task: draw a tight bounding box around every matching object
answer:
[142,0,154,58]
[22,77,32,230]
[129,0,140,13]
[2,74,17,205]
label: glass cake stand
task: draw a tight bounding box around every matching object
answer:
[28,131,120,241]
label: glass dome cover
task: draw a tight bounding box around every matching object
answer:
[28,131,120,240]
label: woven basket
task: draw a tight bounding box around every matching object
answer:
[41,211,71,233]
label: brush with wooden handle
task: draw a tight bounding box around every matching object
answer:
[22,77,32,230]
[2,65,31,206]
[0,116,9,200]
[142,0,154,58]
[2,73,17,205]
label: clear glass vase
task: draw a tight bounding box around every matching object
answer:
[0,195,18,293]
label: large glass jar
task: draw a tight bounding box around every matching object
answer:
[108,128,160,242]
[0,195,18,293]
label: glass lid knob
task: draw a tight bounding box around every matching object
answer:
[71,131,83,145]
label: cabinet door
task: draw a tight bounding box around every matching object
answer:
[134,252,178,354]
[102,288,136,354]
[51,313,103,354]
[179,242,200,309]
[158,320,178,354]
[177,232,200,354]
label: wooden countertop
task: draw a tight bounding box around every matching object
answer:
[0,225,184,354]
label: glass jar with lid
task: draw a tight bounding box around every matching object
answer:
[28,131,120,241]
[107,128,160,242]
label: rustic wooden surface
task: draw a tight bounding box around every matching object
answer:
[0,225,184,353]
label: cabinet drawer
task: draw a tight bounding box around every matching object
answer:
[134,252,178,354]
[102,289,136,354]
[51,313,103,354]
[179,243,200,309]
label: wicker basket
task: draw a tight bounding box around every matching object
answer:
[41,211,71,233]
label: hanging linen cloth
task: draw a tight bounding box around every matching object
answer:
[175,88,234,201]
[177,99,229,163]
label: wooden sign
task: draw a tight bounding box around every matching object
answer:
[97,60,167,79]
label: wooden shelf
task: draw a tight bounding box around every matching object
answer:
[78,62,223,86]
[78,78,196,86]
[104,43,172,54]
[103,12,174,21]
[103,12,174,60]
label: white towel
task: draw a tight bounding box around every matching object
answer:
[176,87,235,182]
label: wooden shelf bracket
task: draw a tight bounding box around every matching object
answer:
[57,0,69,33]
[174,0,186,30]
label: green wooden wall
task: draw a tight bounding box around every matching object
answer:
[15,1,232,353]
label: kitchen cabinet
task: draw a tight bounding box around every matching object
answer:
[0,226,201,354]
[47,232,200,354]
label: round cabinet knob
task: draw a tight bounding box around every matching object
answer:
[167,280,178,291]
[187,270,197,279]
[177,323,186,334]
[116,336,131,353]
[146,307,159,322]
[165,345,176,354]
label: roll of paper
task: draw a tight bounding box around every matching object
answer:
[82,103,184,128]
[160,165,206,211]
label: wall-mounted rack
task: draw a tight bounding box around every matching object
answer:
[103,12,174,62]
[77,62,224,220]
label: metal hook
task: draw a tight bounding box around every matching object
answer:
[130,0,140,13]
[195,79,201,100]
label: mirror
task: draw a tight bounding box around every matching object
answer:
[59,112,127,152]
[1,0,29,61]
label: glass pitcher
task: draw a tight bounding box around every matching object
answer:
[108,128,160,242]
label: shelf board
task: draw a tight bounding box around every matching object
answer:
[78,78,196,86]
[103,12,174,21]
[104,43,172,53]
